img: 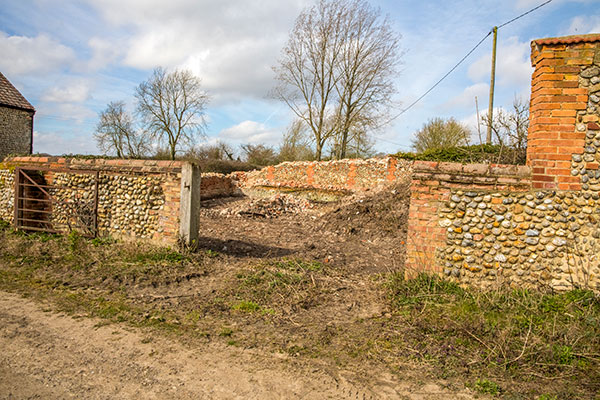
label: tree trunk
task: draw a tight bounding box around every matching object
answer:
[315,142,323,161]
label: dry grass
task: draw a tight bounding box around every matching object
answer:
[0,223,598,399]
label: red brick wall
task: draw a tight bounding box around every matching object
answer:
[239,157,413,193]
[527,34,600,190]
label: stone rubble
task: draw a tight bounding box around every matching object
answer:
[201,194,314,219]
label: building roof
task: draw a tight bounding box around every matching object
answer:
[533,33,600,46]
[0,72,35,112]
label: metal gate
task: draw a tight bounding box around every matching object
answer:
[13,167,99,237]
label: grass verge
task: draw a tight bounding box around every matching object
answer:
[0,224,598,399]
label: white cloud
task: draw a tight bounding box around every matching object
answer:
[87,37,123,70]
[0,32,75,76]
[33,130,96,155]
[36,101,97,126]
[468,36,532,88]
[460,106,509,144]
[218,120,281,145]
[444,83,489,110]
[565,15,600,35]
[85,0,310,102]
[41,80,92,103]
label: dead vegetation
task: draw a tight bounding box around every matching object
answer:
[0,187,599,399]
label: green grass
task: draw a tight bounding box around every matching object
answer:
[232,300,261,312]
[382,272,600,398]
[474,378,500,395]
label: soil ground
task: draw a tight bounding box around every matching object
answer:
[0,290,477,400]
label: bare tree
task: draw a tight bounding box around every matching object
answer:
[272,0,347,160]
[187,140,236,161]
[333,0,400,159]
[273,0,400,160]
[135,67,209,160]
[481,97,529,164]
[94,101,150,158]
[240,143,278,166]
[330,123,375,159]
[278,119,315,161]
[412,117,471,153]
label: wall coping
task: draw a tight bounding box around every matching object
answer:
[3,156,184,174]
[532,34,600,46]
[412,160,531,178]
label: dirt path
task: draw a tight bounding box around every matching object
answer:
[0,291,475,400]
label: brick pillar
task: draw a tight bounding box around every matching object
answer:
[405,162,450,275]
[527,34,600,190]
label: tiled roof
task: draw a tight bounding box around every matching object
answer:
[0,72,35,112]
[533,33,600,46]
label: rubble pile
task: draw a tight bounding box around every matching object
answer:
[202,194,315,219]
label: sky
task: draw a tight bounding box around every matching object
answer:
[0,0,599,157]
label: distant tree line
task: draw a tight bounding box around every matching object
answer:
[409,97,529,165]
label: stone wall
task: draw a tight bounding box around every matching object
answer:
[0,164,15,222]
[405,34,600,292]
[0,157,183,243]
[0,106,33,161]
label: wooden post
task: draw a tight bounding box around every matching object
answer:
[486,26,498,144]
[179,162,201,246]
[13,168,21,228]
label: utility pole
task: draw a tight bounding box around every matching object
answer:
[486,26,498,145]
[475,96,482,145]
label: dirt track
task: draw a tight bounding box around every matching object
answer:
[0,291,476,400]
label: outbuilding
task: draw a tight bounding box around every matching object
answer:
[0,72,35,161]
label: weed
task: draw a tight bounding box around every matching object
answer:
[232,300,260,312]
[67,230,82,251]
[91,236,115,247]
[205,249,219,258]
[474,378,500,395]
[386,271,465,307]
[537,395,557,400]
[185,310,202,323]
[553,345,575,365]
[219,327,233,337]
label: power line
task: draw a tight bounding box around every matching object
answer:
[382,0,553,127]
[384,31,492,124]
[372,134,412,149]
[498,0,552,29]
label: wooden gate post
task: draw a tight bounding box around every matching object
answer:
[179,162,201,246]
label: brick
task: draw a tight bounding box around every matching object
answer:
[561,102,587,110]
[555,81,579,88]
[545,168,571,176]
[532,174,555,182]
[559,132,586,139]
[557,175,581,183]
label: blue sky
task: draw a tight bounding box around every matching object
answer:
[1,0,598,157]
